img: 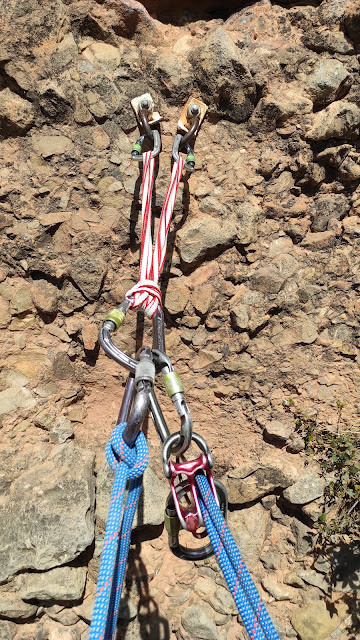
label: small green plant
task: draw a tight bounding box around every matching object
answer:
[292,408,360,544]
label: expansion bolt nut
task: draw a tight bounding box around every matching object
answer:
[188,103,200,117]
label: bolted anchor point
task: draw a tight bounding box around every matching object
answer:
[188,103,200,118]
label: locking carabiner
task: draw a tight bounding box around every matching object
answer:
[152,349,193,456]
[122,347,155,447]
[99,300,170,444]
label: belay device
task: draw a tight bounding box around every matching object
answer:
[89,95,280,640]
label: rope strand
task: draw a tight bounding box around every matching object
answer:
[126,151,185,317]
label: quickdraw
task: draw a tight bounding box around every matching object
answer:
[91,94,280,640]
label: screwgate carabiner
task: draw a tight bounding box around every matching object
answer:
[152,349,193,457]
[99,301,171,446]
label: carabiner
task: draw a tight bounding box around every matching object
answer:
[152,349,193,456]
[131,129,161,161]
[131,98,161,161]
[172,134,195,172]
[122,347,155,447]
[99,301,170,443]
[172,102,201,171]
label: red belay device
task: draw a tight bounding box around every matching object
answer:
[89,95,281,640]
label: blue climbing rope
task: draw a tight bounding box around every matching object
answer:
[89,423,149,640]
[196,473,280,640]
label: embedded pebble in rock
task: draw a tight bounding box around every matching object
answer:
[286,434,305,454]
[284,572,305,589]
[283,468,326,505]
[226,458,298,504]
[31,280,58,316]
[306,101,360,140]
[10,285,33,315]
[176,214,237,266]
[209,586,238,615]
[192,283,212,315]
[49,417,74,444]
[0,621,15,639]
[165,279,190,315]
[304,59,351,106]
[0,385,36,416]
[0,297,11,328]
[297,569,330,594]
[228,503,270,570]
[32,134,73,157]
[261,576,294,601]
[70,256,107,301]
[45,604,80,626]
[82,42,121,73]
[81,323,99,351]
[19,566,87,603]
[52,352,75,381]
[74,594,94,624]
[181,605,217,640]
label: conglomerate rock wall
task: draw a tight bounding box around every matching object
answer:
[0,1,359,639]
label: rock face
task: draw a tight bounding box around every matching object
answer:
[0,445,95,582]
[291,600,347,640]
[226,458,298,504]
[190,27,256,122]
[306,101,360,140]
[1,0,360,637]
[228,503,270,570]
[283,468,326,505]
[96,463,168,529]
[181,605,217,640]
[176,214,237,266]
[19,566,87,603]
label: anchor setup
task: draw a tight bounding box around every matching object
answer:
[90,95,280,640]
